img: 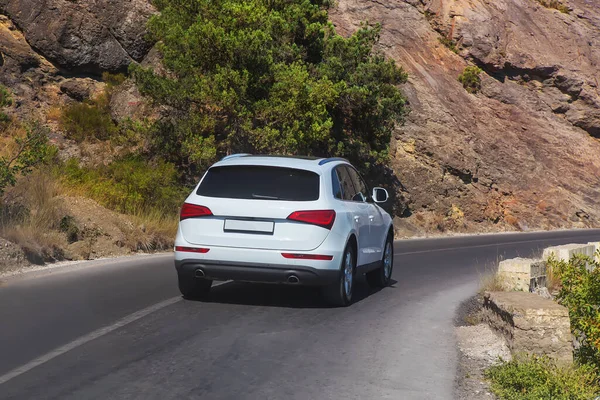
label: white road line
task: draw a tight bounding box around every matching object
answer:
[0,281,230,386]
[394,236,580,256]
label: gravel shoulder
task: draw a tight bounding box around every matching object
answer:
[454,296,511,400]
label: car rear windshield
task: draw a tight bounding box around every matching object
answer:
[197,165,320,201]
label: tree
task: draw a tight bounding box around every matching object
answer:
[131,0,408,176]
[0,122,53,195]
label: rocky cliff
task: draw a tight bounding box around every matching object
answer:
[1,0,600,236]
[331,0,600,236]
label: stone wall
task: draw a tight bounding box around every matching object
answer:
[483,291,573,364]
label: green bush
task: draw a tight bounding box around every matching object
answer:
[0,84,13,108]
[438,37,458,53]
[0,122,54,195]
[60,94,117,142]
[60,156,187,214]
[458,66,483,94]
[0,84,13,129]
[0,112,11,128]
[549,254,600,374]
[101,72,127,88]
[485,355,600,400]
[131,0,408,176]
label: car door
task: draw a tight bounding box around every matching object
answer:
[336,165,372,266]
[345,166,386,264]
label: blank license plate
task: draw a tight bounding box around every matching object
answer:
[223,219,274,234]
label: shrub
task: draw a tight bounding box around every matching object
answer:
[101,72,127,88]
[549,254,600,374]
[485,354,600,400]
[438,37,458,53]
[0,84,13,129]
[0,112,11,128]
[458,66,483,94]
[536,0,570,13]
[59,156,187,215]
[0,84,13,108]
[0,122,54,195]
[60,94,117,142]
[59,215,80,243]
[131,0,408,176]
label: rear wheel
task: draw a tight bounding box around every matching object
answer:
[178,272,213,299]
[322,243,355,307]
[366,234,394,288]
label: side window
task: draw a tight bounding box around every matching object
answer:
[346,166,369,202]
[336,166,356,201]
[331,169,343,199]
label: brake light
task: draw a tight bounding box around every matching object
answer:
[286,210,336,230]
[175,246,210,253]
[180,203,213,220]
[282,253,333,260]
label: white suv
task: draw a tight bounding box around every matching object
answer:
[174,154,394,306]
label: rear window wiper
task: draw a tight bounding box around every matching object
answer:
[251,194,280,200]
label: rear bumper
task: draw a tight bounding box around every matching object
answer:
[175,259,339,286]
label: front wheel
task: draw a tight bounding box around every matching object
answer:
[322,243,355,307]
[366,235,394,288]
[178,272,213,299]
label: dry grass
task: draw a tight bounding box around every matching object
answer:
[46,106,62,122]
[546,264,562,293]
[119,208,177,252]
[535,0,570,13]
[1,168,177,266]
[0,123,27,158]
[1,170,68,263]
[479,271,507,294]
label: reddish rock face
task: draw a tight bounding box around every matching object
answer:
[330,0,600,236]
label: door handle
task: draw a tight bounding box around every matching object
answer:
[354,216,360,222]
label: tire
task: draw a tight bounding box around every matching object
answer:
[178,272,213,299]
[322,243,356,307]
[366,234,394,288]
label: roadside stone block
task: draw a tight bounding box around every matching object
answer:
[542,243,595,262]
[497,258,546,292]
[588,242,600,262]
[483,291,573,364]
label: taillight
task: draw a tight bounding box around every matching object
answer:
[180,203,213,220]
[175,246,210,253]
[281,253,333,260]
[287,210,336,230]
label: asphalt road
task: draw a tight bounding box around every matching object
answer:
[1,229,600,400]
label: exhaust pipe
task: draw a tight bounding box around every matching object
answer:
[195,268,205,278]
[287,275,300,284]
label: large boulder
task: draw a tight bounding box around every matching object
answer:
[0,0,156,73]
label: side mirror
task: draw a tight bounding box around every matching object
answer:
[372,187,389,203]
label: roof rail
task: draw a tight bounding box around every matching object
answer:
[318,157,349,166]
[220,153,251,161]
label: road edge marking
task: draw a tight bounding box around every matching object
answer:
[0,280,230,386]
[0,296,181,386]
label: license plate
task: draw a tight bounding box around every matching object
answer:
[223,219,274,234]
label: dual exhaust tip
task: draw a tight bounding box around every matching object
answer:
[194,268,300,284]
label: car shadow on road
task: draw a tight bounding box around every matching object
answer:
[190,277,398,309]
